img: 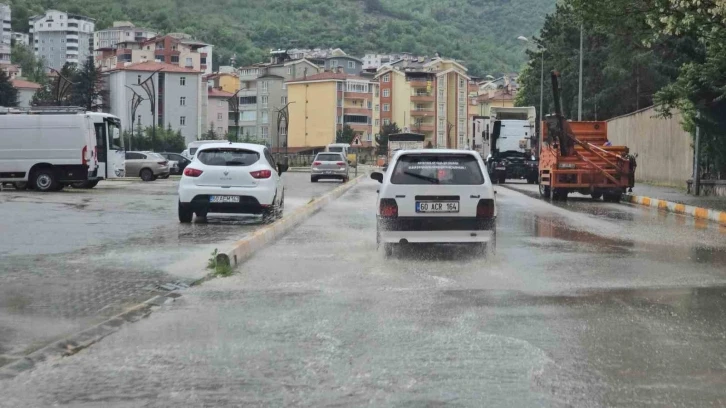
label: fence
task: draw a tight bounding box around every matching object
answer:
[607,106,693,187]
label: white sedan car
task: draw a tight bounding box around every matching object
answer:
[371,149,497,256]
[178,142,288,223]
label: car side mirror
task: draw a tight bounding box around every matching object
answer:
[277,163,289,174]
[370,172,384,183]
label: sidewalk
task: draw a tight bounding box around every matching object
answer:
[630,184,726,213]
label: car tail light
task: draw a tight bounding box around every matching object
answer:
[158,161,168,165]
[476,199,495,218]
[313,161,322,166]
[336,162,345,166]
[379,198,398,218]
[183,167,203,177]
[81,146,88,166]
[250,169,272,179]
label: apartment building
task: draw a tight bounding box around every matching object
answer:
[374,57,470,149]
[206,87,233,136]
[11,31,30,46]
[286,71,376,148]
[97,33,212,75]
[205,72,239,94]
[236,53,320,147]
[106,61,202,143]
[324,56,362,75]
[94,22,155,59]
[29,10,95,70]
[0,3,10,64]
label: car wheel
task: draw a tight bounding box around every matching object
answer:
[71,180,99,189]
[591,192,603,200]
[311,176,318,183]
[603,193,621,203]
[178,201,193,223]
[159,174,170,179]
[33,168,58,192]
[194,210,208,218]
[262,198,281,224]
[140,168,154,182]
[383,243,394,257]
[12,181,28,190]
[552,188,568,201]
[342,176,349,183]
[539,183,550,198]
[498,175,506,184]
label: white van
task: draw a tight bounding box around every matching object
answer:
[186,140,223,160]
[0,108,125,191]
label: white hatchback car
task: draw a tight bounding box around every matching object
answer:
[371,149,497,256]
[178,142,288,223]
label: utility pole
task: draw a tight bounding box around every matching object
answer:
[136,69,162,151]
[694,111,701,196]
[578,23,584,121]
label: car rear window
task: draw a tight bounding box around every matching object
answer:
[316,154,343,162]
[390,154,485,185]
[197,148,260,166]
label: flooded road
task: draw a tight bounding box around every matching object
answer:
[1,179,725,407]
[0,173,338,366]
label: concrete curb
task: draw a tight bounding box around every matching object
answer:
[216,174,366,268]
[0,292,181,380]
[623,194,726,226]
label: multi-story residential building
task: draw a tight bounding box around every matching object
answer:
[363,52,425,70]
[11,78,41,107]
[93,22,155,59]
[97,33,212,75]
[236,52,320,147]
[0,3,11,64]
[29,10,95,70]
[11,31,30,46]
[106,61,202,144]
[473,75,518,117]
[284,47,346,62]
[374,57,470,149]
[287,71,376,149]
[206,87,233,137]
[205,71,239,94]
[324,55,364,75]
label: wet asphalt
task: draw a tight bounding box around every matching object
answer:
[1,178,726,407]
[0,173,338,367]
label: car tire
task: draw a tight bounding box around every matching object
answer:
[194,210,208,218]
[311,176,318,183]
[32,168,58,192]
[342,176,349,183]
[12,181,28,190]
[262,196,281,224]
[498,175,506,184]
[603,193,621,203]
[591,192,603,200]
[140,168,154,182]
[178,201,193,223]
[71,180,99,189]
[539,183,550,198]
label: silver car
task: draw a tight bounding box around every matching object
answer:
[311,152,349,182]
[125,151,170,181]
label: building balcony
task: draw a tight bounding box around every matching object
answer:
[408,79,429,87]
[410,94,434,102]
[346,123,372,132]
[410,109,434,117]
[344,107,371,116]
[413,124,435,132]
[344,91,369,100]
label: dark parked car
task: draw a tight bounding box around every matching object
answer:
[159,152,192,175]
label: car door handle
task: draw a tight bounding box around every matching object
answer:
[470,195,480,198]
[395,195,406,198]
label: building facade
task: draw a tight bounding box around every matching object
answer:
[206,88,233,137]
[324,56,362,75]
[236,56,321,147]
[0,3,11,64]
[11,31,29,46]
[29,10,95,70]
[11,78,41,107]
[93,22,155,59]
[106,61,202,144]
[287,71,375,149]
[97,33,211,75]
[374,57,470,149]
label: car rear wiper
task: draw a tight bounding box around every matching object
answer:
[403,171,440,184]
[225,160,247,166]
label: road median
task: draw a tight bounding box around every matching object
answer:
[623,193,726,226]
[215,174,366,268]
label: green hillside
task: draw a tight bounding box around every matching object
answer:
[7,0,555,75]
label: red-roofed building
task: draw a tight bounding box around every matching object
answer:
[11,79,42,107]
[97,33,212,75]
[287,68,378,148]
[205,87,234,137]
[106,61,203,143]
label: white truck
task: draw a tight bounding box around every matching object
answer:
[0,107,125,191]
[476,106,538,184]
[387,133,426,166]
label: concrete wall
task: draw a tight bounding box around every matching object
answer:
[16,89,35,107]
[607,106,693,187]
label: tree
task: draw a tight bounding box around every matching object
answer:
[0,69,19,107]
[11,44,47,84]
[205,122,218,140]
[336,124,355,144]
[69,57,106,111]
[375,122,401,155]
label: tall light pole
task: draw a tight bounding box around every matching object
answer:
[578,24,583,121]
[135,68,162,151]
[518,36,545,136]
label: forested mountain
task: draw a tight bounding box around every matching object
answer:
[6,0,555,74]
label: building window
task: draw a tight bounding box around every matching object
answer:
[261,95,268,108]
[438,103,445,116]
[180,97,186,106]
[459,78,465,88]
[261,127,269,138]
[375,104,379,111]
[383,119,390,125]
[375,119,380,127]
[185,57,193,67]
[287,67,292,75]
[438,88,444,99]
[367,100,372,109]
[171,56,179,64]
[382,89,390,97]
[137,75,141,84]
[330,59,337,67]
[261,81,268,92]
[180,77,186,86]
[383,104,390,112]
[281,96,287,104]
[261,111,269,124]
[374,87,379,97]
[217,113,223,120]
[366,133,372,141]
[218,100,224,107]
[383,74,390,83]
[180,116,186,126]
[348,61,355,69]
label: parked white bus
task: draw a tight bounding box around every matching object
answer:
[0,107,125,191]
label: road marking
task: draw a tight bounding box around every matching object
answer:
[694,207,709,219]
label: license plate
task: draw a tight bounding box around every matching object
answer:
[495,167,506,171]
[416,201,459,213]
[324,171,332,174]
[210,196,240,203]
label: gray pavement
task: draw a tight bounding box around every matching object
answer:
[0,173,339,367]
[2,178,725,406]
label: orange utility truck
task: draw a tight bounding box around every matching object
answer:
[538,72,636,202]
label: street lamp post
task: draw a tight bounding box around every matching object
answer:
[517,36,546,137]
[275,101,295,161]
[125,86,144,151]
[578,24,584,121]
[135,68,162,151]
[227,89,241,142]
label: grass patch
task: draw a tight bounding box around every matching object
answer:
[207,248,234,277]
